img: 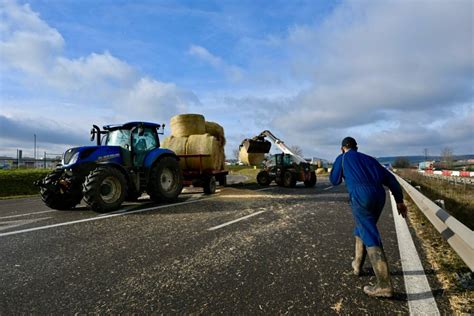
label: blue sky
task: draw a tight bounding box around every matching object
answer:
[0,0,473,160]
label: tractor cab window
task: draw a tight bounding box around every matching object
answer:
[132,127,158,167]
[266,155,276,167]
[106,129,131,150]
[132,128,157,151]
[283,155,293,166]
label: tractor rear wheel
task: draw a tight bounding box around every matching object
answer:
[83,166,127,212]
[147,157,183,202]
[257,171,271,186]
[40,171,83,210]
[283,170,297,188]
[304,171,317,188]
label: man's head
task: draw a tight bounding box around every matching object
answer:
[341,136,358,152]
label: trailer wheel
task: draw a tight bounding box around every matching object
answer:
[147,157,183,202]
[83,166,127,212]
[40,171,83,210]
[203,176,217,194]
[304,171,317,188]
[283,170,297,188]
[257,171,271,186]
[218,175,227,187]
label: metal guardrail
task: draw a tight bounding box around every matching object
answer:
[392,172,474,271]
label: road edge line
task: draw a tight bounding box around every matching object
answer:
[390,192,440,315]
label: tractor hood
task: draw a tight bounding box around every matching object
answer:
[61,146,123,167]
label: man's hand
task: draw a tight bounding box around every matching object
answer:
[397,203,408,218]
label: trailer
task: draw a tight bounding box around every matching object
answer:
[178,154,228,194]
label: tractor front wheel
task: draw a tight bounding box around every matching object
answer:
[257,171,271,186]
[147,157,183,202]
[283,170,297,188]
[40,171,83,210]
[83,166,127,212]
[304,171,317,188]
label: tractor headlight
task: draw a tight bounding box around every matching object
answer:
[68,152,80,165]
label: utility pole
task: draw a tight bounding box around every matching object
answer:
[34,134,37,167]
[44,151,47,168]
[423,148,429,161]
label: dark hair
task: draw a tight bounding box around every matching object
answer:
[341,137,357,149]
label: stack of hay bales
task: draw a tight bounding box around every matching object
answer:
[239,146,265,166]
[161,114,226,170]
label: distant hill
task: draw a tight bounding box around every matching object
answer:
[376,154,474,165]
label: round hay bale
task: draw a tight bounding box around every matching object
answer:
[205,121,226,146]
[186,134,220,170]
[316,168,326,174]
[217,146,226,170]
[239,146,265,166]
[161,135,188,169]
[170,114,206,137]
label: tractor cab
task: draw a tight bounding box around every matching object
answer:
[266,153,295,168]
[100,122,163,167]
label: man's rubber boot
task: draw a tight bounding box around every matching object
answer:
[352,236,366,276]
[364,247,393,298]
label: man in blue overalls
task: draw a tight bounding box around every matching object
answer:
[330,137,407,298]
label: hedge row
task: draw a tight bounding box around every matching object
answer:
[0,169,52,197]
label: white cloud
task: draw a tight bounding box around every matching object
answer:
[229,0,474,158]
[189,44,243,81]
[121,77,199,120]
[0,0,199,155]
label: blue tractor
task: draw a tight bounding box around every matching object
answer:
[36,122,183,212]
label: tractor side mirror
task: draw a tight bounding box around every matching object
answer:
[90,128,95,142]
[138,126,145,136]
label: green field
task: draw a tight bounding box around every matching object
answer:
[397,169,474,230]
[0,169,52,198]
[225,165,260,183]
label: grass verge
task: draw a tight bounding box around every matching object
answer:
[405,195,473,314]
[226,165,260,184]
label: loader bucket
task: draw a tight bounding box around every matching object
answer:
[241,138,272,154]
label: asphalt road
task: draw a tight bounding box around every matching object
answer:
[0,176,450,314]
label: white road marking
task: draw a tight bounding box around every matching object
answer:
[0,198,212,238]
[0,209,57,219]
[207,210,267,231]
[0,187,273,238]
[323,186,334,191]
[0,217,52,232]
[390,193,440,315]
[255,187,276,192]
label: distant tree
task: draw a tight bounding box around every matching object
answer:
[393,157,410,168]
[441,147,454,169]
[290,145,303,157]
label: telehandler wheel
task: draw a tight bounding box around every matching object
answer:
[203,176,217,194]
[40,171,83,210]
[304,171,317,188]
[283,170,297,188]
[147,157,183,202]
[257,171,271,186]
[83,166,127,212]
